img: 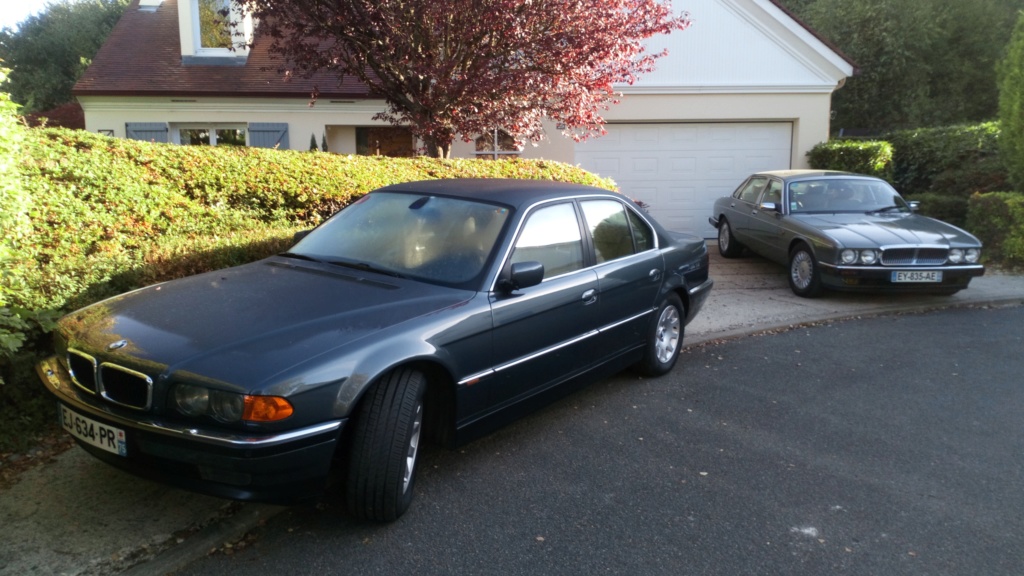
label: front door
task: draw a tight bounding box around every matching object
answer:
[486,201,601,410]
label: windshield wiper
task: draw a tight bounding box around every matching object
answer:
[867,205,904,214]
[278,251,323,263]
[326,259,405,278]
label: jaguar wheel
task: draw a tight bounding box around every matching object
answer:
[345,368,426,521]
[635,293,684,377]
[717,218,744,258]
[788,244,823,298]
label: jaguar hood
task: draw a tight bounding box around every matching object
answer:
[793,213,981,247]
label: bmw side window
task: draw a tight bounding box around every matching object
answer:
[737,177,768,203]
[626,209,654,253]
[581,200,636,263]
[510,203,584,279]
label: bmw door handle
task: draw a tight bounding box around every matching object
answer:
[581,289,597,305]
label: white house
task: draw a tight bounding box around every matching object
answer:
[74,0,854,237]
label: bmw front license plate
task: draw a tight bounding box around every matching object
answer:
[59,404,127,456]
[892,270,942,283]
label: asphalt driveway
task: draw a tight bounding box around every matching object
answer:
[2,247,1023,576]
[171,305,1024,576]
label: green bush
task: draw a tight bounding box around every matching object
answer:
[0,125,615,452]
[886,122,1007,197]
[968,192,1024,269]
[998,11,1024,190]
[909,193,969,229]
[806,139,894,180]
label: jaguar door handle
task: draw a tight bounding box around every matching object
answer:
[649,269,662,282]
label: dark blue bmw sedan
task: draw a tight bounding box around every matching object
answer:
[37,178,712,521]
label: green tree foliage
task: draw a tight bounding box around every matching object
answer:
[0,0,130,113]
[781,0,1020,132]
[999,10,1024,190]
[802,0,939,130]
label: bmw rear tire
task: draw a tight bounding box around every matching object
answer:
[635,293,684,377]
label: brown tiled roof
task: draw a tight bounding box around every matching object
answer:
[73,0,372,98]
[75,0,856,99]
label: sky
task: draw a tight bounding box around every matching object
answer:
[1,0,53,30]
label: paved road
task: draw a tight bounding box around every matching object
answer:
[3,248,1023,576]
[170,306,1024,576]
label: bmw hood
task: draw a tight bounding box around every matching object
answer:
[57,257,473,390]
[792,213,981,247]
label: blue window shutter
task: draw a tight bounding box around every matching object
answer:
[125,122,169,142]
[248,123,290,149]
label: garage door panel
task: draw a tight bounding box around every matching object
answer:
[575,122,792,237]
[631,156,660,176]
[705,156,737,177]
[668,156,697,176]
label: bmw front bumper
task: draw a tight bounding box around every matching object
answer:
[36,355,345,504]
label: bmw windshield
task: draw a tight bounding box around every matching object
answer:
[288,192,511,288]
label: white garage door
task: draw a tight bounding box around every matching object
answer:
[574,122,793,238]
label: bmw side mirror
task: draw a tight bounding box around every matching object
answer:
[499,261,544,292]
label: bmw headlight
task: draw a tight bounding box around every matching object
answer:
[948,248,964,264]
[173,384,209,416]
[170,384,293,423]
[210,391,245,422]
[965,248,981,263]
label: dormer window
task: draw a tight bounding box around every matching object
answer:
[197,0,233,49]
[179,0,252,64]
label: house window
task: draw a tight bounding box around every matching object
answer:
[197,0,232,49]
[475,129,521,160]
[189,0,251,56]
[174,125,247,146]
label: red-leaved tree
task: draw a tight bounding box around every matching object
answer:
[237,0,691,157]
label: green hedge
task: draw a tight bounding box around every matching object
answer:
[0,125,615,451]
[806,139,894,180]
[968,192,1024,269]
[808,122,1016,228]
[886,122,1008,198]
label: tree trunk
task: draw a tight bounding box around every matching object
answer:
[422,135,453,159]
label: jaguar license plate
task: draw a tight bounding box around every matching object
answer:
[892,270,942,283]
[59,404,127,456]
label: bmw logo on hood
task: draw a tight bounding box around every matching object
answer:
[107,339,128,351]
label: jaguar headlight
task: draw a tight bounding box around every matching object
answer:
[859,250,878,265]
[965,248,980,263]
[840,249,857,264]
[948,248,964,264]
